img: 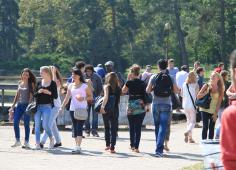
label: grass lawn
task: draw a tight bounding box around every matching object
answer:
[181,163,204,170]
[4,90,16,96]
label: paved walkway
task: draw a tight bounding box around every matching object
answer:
[0,123,203,170]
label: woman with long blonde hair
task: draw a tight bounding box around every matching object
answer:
[197,71,224,140]
[40,66,63,148]
[34,66,58,149]
[182,71,199,143]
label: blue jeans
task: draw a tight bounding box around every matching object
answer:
[85,104,98,132]
[215,108,224,139]
[13,103,30,142]
[41,107,61,144]
[152,103,171,154]
[34,104,53,144]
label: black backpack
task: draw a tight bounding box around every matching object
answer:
[153,72,173,97]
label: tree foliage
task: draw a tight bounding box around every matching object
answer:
[0,0,235,73]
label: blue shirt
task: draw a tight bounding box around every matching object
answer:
[198,75,204,89]
[168,67,179,80]
[94,67,106,79]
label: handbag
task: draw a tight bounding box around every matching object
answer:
[94,96,103,112]
[74,108,88,120]
[94,95,116,113]
[25,102,37,115]
[195,84,212,109]
[127,99,145,115]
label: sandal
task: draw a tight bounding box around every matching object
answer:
[105,146,110,151]
[188,139,195,143]
[184,132,189,143]
[164,145,170,152]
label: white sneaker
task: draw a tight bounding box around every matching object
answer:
[11,141,21,147]
[49,138,55,149]
[35,144,41,150]
[22,142,31,149]
[72,146,81,154]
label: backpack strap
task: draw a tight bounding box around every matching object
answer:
[186,83,197,110]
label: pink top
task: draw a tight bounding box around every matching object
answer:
[69,83,88,111]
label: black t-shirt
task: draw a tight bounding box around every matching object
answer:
[125,78,145,101]
[34,80,58,106]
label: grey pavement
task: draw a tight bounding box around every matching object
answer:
[0,123,203,170]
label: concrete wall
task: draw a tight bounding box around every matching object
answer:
[57,95,154,126]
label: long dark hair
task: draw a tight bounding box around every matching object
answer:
[105,72,119,92]
[72,67,86,83]
[21,68,36,94]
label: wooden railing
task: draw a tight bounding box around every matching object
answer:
[0,84,18,109]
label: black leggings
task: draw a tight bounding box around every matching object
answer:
[127,113,145,149]
[70,111,85,137]
[201,111,216,140]
[102,111,118,150]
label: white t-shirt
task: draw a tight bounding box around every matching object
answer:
[176,71,189,89]
[182,82,198,110]
[69,83,88,111]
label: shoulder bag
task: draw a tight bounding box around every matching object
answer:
[74,108,88,120]
[195,84,212,109]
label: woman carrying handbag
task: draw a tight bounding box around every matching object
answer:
[197,72,224,140]
[100,72,121,154]
[9,68,36,148]
[122,64,148,153]
[181,72,199,143]
[60,68,93,153]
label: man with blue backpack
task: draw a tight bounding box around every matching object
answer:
[146,59,180,157]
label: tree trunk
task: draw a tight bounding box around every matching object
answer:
[219,0,226,66]
[110,0,122,71]
[174,0,188,66]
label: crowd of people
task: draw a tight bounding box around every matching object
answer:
[7,50,236,168]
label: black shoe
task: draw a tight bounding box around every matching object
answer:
[92,131,99,137]
[40,143,44,149]
[54,143,62,148]
[85,130,90,137]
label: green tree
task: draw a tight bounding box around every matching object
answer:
[0,0,20,60]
